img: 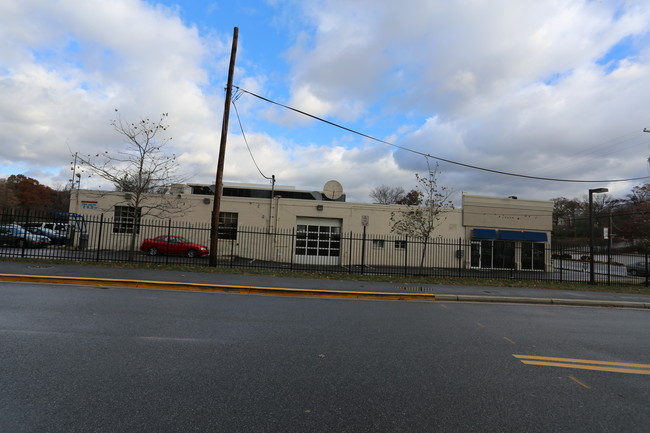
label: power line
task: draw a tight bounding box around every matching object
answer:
[231,92,272,181]
[234,86,650,184]
[493,131,648,191]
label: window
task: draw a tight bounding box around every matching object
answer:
[395,240,407,249]
[470,240,515,269]
[219,212,238,240]
[113,206,141,234]
[372,239,385,248]
[295,224,340,257]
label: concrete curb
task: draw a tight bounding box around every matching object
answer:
[435,294,650,309]
[1,273,649,309]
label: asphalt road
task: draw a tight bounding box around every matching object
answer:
[1,281,649,432]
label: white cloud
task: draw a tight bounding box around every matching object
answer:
[2,0,650,205]
[0,0,226,190]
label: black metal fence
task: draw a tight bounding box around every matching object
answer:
[0,209,647,286]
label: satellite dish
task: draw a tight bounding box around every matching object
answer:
[322,180,343,200]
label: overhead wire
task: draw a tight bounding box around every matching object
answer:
[231,89,273,182]
[491,130,649,192]
[233,86,650,184]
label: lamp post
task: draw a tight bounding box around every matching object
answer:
[589,187,608,284]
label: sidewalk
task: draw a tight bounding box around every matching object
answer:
[1,260,649,308]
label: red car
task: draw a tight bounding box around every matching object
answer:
[140,235,209,258]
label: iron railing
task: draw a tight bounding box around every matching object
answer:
[0,209,647,286]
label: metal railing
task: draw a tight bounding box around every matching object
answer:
[0,209,647,286]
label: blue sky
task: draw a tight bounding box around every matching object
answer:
[2,0,650,203]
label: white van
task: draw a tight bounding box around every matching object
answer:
[19,222,70,235]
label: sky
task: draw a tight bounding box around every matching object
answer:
[2,0,650,204]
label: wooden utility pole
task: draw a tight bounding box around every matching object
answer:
[209,27,238,267]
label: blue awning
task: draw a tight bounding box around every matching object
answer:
[522,231,548,242]
[499,230,524,240]
[472,229,498,239]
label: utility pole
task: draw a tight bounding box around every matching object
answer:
[209,27,238,267]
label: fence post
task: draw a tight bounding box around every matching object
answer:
[20,209,30,258]
[645,250,648,287]
[95,214,104,262]
[348,231,353,274]
[508,241,512,280]
[361,226,367,275]
[165,219,172,265]
[404,236,408,277]
[646,251,649,288]
[607,237,611,286]
[230,236,235,268]
[559,243,563,283]
[458,237,463,278]
[290,228,295,271]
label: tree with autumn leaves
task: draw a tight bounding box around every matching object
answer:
[552,183,650,249]
[0,175,69,212]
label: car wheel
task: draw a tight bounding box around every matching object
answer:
[149,247,159,256]
[187,249,198,258]
[630,269,638,276]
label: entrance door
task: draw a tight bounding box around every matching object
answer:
[295,218,341,265]
[521,242,545,270]
[471,240,515,269]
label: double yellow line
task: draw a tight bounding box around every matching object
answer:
[514,354,650,375]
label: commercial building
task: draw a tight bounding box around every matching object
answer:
[70,180,553,271]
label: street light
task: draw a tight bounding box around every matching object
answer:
[589,187,608,284]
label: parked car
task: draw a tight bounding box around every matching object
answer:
[20,221,70,237]
[140,235,209,258]
[0,224,51,248]
[25,226,68,246]
[626,261,649,277]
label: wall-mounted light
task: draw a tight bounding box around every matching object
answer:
[316,204,324,211]
[203,197,211,204]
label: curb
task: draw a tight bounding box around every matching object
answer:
[0,274,437,302]
[435,294,650,309]
[1,273,649,309]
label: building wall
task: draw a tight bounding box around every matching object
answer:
[462,195,552,232]
[70,188,553,271]
[462,195,554,271]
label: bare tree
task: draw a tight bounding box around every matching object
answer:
[77,110,187,259]
[390,161,454,269]
[369,185,405,204]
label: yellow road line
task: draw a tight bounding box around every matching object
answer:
[568,375,591,389]
[514,354,650,369]
[514,354,650,375]
[503,336,516,344]
[477,322,486,328]
[519,360,650,375]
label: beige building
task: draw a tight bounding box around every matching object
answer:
[70,181,553,271]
